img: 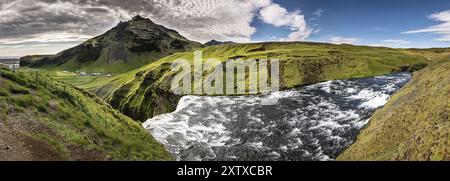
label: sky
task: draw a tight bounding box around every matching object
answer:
[0,0,449,58]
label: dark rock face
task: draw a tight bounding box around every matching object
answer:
[19,55,51,67]
[391,63,428,73]
[21,15,202,73]
[108,62,181,122]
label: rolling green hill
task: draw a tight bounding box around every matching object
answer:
[337,53,450,161]
[85,42,428,121]
[12,40,448,161]
[0,67,171,160]
[21,15,202,73]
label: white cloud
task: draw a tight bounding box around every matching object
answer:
[0,0,129,45]
[0,33,92,45]
[0,0,317,56]
[381,39,411,44]
[328,36,360,44]
[370,39,412,48]
[137,0,270,43]
[259,3,312,41]
[0,0,314,46]
[403,10,450,42]
[372,27,388,31]
[313,9,324,17]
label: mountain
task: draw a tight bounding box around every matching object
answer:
[21,15,202,73]
[204,39,236,46]
[86,42,428,122]
[19,55,51,67]
[0,67,171,160]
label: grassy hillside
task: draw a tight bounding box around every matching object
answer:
[84,42,428,121]
[19,55,52,67]
[0,67,172,160]
[337,54,450,161]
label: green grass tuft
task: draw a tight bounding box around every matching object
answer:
[0,88,9,97]
[0,68,172,160]
[9,84,30,94]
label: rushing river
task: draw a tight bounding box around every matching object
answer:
[143,73,412,161]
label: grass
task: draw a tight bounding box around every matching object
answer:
[6,43,450,160]
[18,69,117,93]
[54,52,160,73]
[337,54,450,161]
[51,71,114,91]
[84,42,428,121]
[9,84,30,94]
[26,42,431,123]
[33,132,71,159]
[0,88,9,96]
[0,67,172,160]
[47,42,426,91]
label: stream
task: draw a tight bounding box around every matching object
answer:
[143,72,412,161]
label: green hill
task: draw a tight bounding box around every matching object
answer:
[0,67,171,160]
[14,41,447,161]
[20,15,202,73]
[337,52,450,161]
[85,42,428,121]
[19,55,52,67]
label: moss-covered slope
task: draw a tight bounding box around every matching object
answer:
[0,67,171,160]
[337,55,449,161]
[92,42,428,121]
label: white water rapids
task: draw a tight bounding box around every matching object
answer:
[143,73,412,161]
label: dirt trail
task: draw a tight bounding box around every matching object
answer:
[0,114,106,161]
[0,108,108,161]
[0,129,62,161]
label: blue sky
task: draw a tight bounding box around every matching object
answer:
[251,0,450,48]
[0,0,449,58]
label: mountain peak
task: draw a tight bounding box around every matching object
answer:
[209,39,219,43]
[128,15,155,24]
[204,39,236,46]
[116,15,154,28]
[131,15,146,21]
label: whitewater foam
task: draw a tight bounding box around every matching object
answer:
[143,72,412,161]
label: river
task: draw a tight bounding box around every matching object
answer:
[143,72,412,161]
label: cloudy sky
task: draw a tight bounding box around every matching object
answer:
[0,0,449,58]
